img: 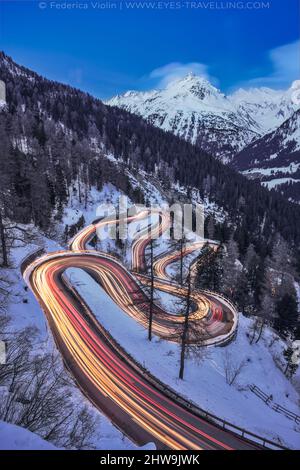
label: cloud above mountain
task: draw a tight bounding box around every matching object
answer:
[148,40,299,94]
[242,40,300,89]
[149,62,218,89]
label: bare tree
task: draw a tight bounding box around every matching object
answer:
[143,237,159,342]
[0,274,12,313]
[167,253,212,379]
[249,316,266,345]
[168,230,187,286]
[223,350,247,386]
[0,208,8,267]
[186,328,211,365]
[179,266,192,380]
[148,238,155,341]
[0,315,99,449]
[0,216,37,268]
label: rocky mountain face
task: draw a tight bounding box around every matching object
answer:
[235,109,300,170]
[233,110,300,202]
[231,81,300,134]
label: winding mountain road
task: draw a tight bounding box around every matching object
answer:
[23,209,258,450]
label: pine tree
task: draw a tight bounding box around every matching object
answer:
[243,244,261,314]
[143,238,159,341]
[220,237,240,301]
[283,335,299,378]
[195,244,222,291]
[206,216,215,240]
[276,293,298,335]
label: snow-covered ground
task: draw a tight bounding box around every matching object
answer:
[67,268,300,449]
[242,163,300,177]
[64,183,128,227]
[262,178,300,190]
[2,241,144,450]
[2,181,300,449]
[0,420,58,450]
[0,184,160,450]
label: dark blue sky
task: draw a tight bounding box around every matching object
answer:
[0,0,299,98]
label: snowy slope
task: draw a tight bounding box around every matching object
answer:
[0,184,159,451]
[3,179,299,449]
[0,420,57,450]
[234,110,300,200]
[106,73,260,163]
[67,268,300,449]
[2,247,150,451]
[235,109,300,170]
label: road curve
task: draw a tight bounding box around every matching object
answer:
[23,210,256,450]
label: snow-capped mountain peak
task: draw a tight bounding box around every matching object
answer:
[162,73,234,110]
[107,74,299,165]
[165,72,218,96]
[106,74,260,163]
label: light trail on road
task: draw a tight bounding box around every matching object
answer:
[153,240,219,281]
[23,209,254,450]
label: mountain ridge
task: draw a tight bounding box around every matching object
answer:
[106,73,261,163]
[233,110,300,203]
[1,51,300,247]
[107,73,300,200]
[106,74,299,164]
